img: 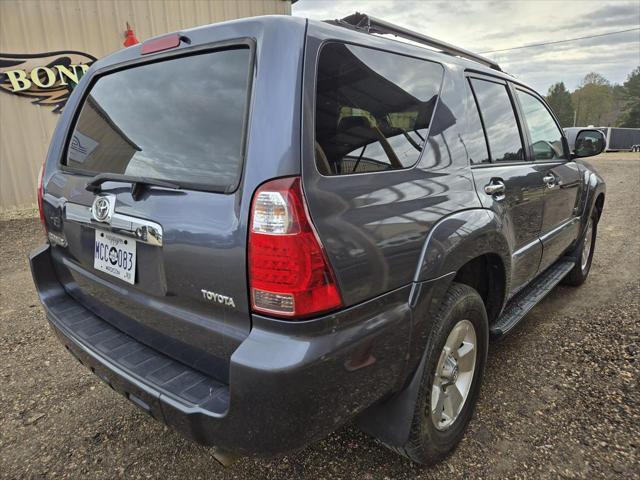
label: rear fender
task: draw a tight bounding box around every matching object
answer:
[358,209,510,447]
[408,208,511,378]
[414,209,511,284]
[412,208,510,368]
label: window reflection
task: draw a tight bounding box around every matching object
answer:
[470,79,524,162]
[465,81,490,164]
[516,90,566,160]
[315,43,444,176]
[66,48,251,191]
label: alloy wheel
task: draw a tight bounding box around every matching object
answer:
[430,319,477,430]
[581,218,594,271]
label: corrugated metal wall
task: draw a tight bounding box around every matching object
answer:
[0,0,290,211]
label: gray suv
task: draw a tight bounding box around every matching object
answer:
[30,13,606,465]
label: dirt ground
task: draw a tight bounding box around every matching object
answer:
[1,152,638,479]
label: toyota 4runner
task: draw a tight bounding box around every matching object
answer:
[30,13,606,465]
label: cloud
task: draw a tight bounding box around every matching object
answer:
[293,0,639,92]
[571,3,640,29]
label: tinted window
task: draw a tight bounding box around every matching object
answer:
[465,81,490,164]
[516,90,566,160]
[470,79,524,162]
[66,48,252,192]
[315,43,443,175]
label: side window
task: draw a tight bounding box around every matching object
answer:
[469,78,524,162]
[465,80,490,164]
[315,43,444,176]
[516,90,567,160]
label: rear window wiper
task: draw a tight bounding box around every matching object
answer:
[85,173,181,194]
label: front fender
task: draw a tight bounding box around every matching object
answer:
[575,164,606,245]
[586,170,606,216]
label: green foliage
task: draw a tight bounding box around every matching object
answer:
[617,67,640,128]
[581,72,610,87]
[571,72,613,126]
[551,68,640,128]
[546,82,574,127]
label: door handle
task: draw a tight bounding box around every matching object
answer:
[484,180,506,197]
[543,174,556,187]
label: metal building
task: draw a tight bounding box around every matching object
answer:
[0,0,291,211]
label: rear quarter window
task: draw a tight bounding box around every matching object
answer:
[65,47,252,192]
[314,43,444,176]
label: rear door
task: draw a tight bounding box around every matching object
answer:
[47,46,254,381]
[514,88,582,271]
[467,76,546,293]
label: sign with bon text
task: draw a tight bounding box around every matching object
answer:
[0,51,96,113]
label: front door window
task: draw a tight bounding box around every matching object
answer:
[516,90,567,161]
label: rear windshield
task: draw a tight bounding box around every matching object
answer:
[65,47,252,192]
[315,43,443,176]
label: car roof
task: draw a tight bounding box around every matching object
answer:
[90,14,538,96]
[305,16,536,92]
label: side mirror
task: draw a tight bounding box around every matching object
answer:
[572,129,605,158]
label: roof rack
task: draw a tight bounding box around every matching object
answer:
[326,12,502,72]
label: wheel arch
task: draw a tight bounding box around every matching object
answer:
[594,192,605,222]
[357,210,511,447]
[584,170,606,221]
[453,253,506,325]
[412,208,511,356]
[414,208,512,292]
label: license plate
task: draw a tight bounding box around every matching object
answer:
[94,230,136,284]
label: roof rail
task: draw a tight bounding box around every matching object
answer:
[326,12,502,72]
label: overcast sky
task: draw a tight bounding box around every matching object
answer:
[292,0,640,94]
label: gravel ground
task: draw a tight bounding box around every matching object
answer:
[1,153,638,479]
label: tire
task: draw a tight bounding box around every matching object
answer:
[563,209,598,286]
[397,282,488,465]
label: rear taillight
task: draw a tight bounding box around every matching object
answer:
[36,162,47,235]
[248,177,342,319]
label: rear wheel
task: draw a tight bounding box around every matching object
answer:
[398,283,488,465]
[563,210,598,286]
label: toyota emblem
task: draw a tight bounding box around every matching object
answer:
[91,196,112,223]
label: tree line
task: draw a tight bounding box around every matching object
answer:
[545,66,639,128]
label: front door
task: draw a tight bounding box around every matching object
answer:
[514,89,582,271]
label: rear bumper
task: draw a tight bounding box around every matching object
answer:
[30,243,416,455]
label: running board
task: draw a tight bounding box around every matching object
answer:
[490,260,574,338]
